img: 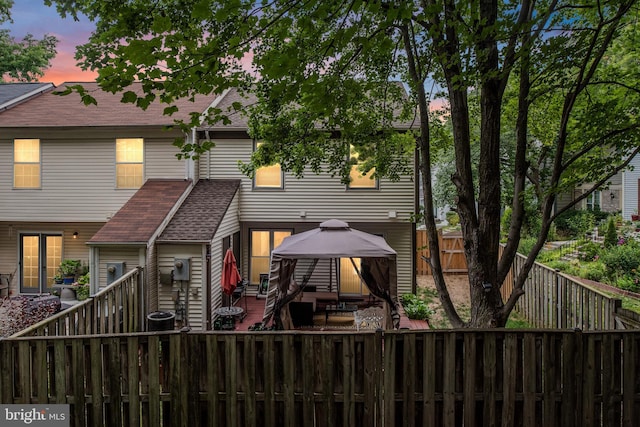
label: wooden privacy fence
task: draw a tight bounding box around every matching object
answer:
[12,267,145,337]
[416,229,467,275]
[500,251,622,330]
[1,330,639,427]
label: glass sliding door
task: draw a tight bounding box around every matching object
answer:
[249,229,291,284]
[20,233,62,293]
[339,257,369,296]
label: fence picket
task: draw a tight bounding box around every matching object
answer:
[1,330,639,426]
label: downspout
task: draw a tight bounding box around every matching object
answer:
[184,128,197,181]
[205,244,212,329]
[205,130,211,179]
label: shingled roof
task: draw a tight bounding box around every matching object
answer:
[0,83,54,110]
[198,83,417,132]
[88,179,191,244]
[157,179,241,243]
[0,82,216,127]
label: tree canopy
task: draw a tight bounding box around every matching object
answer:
[48,0,640,327]
[0,0,57,82]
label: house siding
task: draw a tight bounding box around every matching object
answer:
[201,138,416,299]
[0,221,103,295]
[200,139,416,223]
[94,246,143,291]
[157,245,204,329]
[210,193,241,319]
[622,154,640,219]
[0,127,187,222]
[240,221,414,297]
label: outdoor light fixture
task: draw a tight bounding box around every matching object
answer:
[610,192,615,199]
[482,282,492,293]
[73,232,78,239]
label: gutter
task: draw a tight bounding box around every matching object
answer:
[0,83,55,111]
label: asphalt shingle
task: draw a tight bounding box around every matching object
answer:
[88,179,191,244]
[0,82,217,127]
[158,179,241,243]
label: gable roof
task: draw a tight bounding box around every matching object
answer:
[0,83,54,111]
[0,82,216,127]
[198,83,417,132]
[157,179,241,243]
[88,179,191,244]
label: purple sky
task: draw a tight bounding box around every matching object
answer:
[7,0,97,84]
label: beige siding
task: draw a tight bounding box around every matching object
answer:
[210,193,241,318]
[94,247,143,290]
[0,127,187,222]
[201,139,416,223]
[0,221,103,295]
[157,245,204,329]
[240,221,413,297]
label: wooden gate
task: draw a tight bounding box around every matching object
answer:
[416,229,467,275]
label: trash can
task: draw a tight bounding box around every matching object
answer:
[147,311,176,331]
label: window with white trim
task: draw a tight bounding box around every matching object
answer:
[116,138,144,188]
[250,229,291,284]
[348,145,377,189]
[14,139,41,188]
[254,142,283,188]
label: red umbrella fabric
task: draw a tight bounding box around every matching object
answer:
[221,248,242,296]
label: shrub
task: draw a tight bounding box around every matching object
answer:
[500,207,512,239]
[579,261,607,282]
[555,209,595,238]
[401,293,433,321]
[445,211,459,227]
[578,241,602,262]
[601,241,640,278]
[517,237,537,256]
[616,275,640,293]
[604,218,618,248]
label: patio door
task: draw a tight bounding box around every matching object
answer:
[20,233,62,294]
[339,257,369,296]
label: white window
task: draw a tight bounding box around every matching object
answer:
[250,230,291,284]
[586,191,600,211]
[116,138,144,188]
[254,142,283,189]
[14,139,41,188]
[348,145,377,189]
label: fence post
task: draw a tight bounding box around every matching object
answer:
[610,299,622,330]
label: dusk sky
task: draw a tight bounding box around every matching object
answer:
[8,0,98,84]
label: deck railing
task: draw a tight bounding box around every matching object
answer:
[1,330,639,427]
[11,267,145,337]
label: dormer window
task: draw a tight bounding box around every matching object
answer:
[14,139,41,189]
[116,138,144,188]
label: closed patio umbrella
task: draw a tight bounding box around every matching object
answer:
[221,248,242,307]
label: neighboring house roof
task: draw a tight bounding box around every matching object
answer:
[198,84,417,132]
[88,179,192,244]
[0,82,54,111]
[157,179,241,243]
[0,82,215,127]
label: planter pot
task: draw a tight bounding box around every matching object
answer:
[632,215,640,221]
[63,276,75,284]
[54,285,76,301]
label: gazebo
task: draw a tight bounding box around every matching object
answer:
[261,219,400,329]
